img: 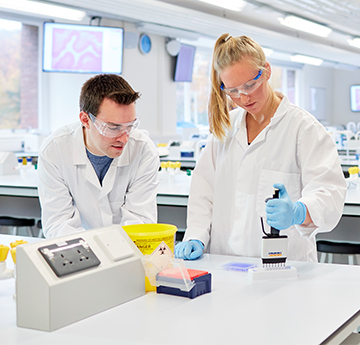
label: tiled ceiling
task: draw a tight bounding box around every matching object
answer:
[158,0,360,37]
[253,0,360,35]
[156,0,360,65]
[43,0,360,68]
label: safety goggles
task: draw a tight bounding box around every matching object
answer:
[220,69,263,97]
[88,112,140,138]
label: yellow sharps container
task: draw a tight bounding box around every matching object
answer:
[122,223,177,292]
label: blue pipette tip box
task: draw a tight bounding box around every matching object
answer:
[156,268,211,299]
[222,262,257,272]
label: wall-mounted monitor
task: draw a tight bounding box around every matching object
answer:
[174,44,196,82]
[43,22,124,74]
[350,85,360,112]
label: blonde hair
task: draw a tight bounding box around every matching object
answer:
[209,34,267,141]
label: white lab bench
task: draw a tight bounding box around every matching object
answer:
[0,171,192,237]
[160,155,197,169]
[1,171,360,241]
[1,233,360,345]
[0,170,41,220]
[339,157,359,173]
[343,189,360,216]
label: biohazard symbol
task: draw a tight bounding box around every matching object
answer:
[157,243,168,255]
[150,241,172,259]
[149,241,173,271]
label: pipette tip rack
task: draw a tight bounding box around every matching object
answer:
[248,265,298,281]
[156,268,211,299]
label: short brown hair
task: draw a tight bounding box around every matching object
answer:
[79,74,140,116]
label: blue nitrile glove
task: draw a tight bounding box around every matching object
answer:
[265,183,306,230]
[175,240,204,260]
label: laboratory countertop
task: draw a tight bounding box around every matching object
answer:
[344,188,360,204]
[0,169,39,199]
[1,170,360,205]
[339,157,359,166]
[0,170,192,198]
[1,233,360,345]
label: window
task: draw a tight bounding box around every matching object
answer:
[269,65,299,105]
[0,18,38,130]
[176,47,212,129]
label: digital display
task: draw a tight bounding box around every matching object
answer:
[350,85,360,112]
[174,44,196,82]
[43,22,124,74]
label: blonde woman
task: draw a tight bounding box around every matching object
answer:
[175,34,346,261]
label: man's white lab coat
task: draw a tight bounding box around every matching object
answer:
[38,123,159,238]
[183,94,346,262]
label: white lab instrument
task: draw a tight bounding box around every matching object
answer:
[23,133,45,153]
[166,134,208,160]
[180,141,196,158]
[16,225,145,332]
[0,135,24,152]
[167,140,181,157]
[157,145,170,157]
[0,152,20,175]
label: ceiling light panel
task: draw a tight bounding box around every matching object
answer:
[262,48,273,56]
[278,15,332,37]
[270,0,360,35]
[291,54,323,66]
[0,0,86,21]
[347,38,360,49]
[197,0,247,12]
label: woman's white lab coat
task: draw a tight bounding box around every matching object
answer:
[38,123,159,238]
[183,94,346,262]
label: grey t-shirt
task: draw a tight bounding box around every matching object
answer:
[86,149,113,186]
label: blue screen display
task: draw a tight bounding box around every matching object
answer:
[174,44,196,82]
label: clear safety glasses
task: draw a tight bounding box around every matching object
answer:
[88,112,140,138]
[220,69,264,98]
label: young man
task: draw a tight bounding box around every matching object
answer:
[38,74,160,238]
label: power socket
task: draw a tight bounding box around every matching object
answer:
[38,238,101,277]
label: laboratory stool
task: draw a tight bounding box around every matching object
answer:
[37,219,44,238]
[0,216,35,237]
[316,240,360,265]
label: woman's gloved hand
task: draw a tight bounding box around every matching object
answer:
[175,240,204,260]
[265,183,306,230]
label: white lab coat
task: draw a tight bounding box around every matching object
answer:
[38,122,160,238]
[184,93,346,262]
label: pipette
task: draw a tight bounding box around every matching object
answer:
[261,188,288,269]
[248,188,297,281]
